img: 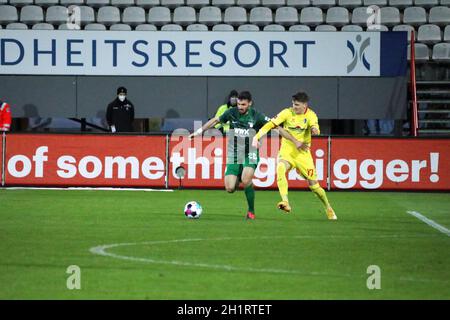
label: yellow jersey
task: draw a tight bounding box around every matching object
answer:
[271,107,320,152]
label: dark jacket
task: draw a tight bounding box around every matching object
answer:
[106,98,134,132]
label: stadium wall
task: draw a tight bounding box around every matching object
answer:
[0,31,407,120]
[1,133,448,191]
[0,75,407,120]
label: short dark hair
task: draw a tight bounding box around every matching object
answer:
[292,92,309,103]
[238,91,252,102]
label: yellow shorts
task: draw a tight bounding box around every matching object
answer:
[278,148,317,181]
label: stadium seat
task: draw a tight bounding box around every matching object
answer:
[34,0,60,8]
[111,0,135,7]
[97,6,121,26]
[0,0,6,4]
[173,6,197,26]
[263,24,286,31]
[198,6,223,26]
[186,23,209,30]
[440,0,450,4]
[274,7,299,26]
[6,22,28,29]
[224,7,248,26]
[136,0,161,8]
[0,5,19,24]
[237,24,260,31]
[388,0,412,8]
[9,0,34,7]
[46,6,68,25]
[414,0,438,8]
[287,0,310,7]
[407,43,429,62]
[289,24,311,31]
[300,7,323,26]
[432,43,450,63]
[341,24,363,31]
[311,0,336,8]
[161,23,183,30]
[237,0,261,8]
[445,26,450,42]
[351,7,371,26]
[20,5,44,25]
[135,23,158,30]
[86,0,111,7]
[84,23,107,30]
[393,24,415,42]
[212,23,234,30]
[262,0,286,8]
[403,7,427,26]
[110,23,132,30]
[32,22,55,30]
[326,7,350,27]
[379,7,400,27]
[211,0,236,9]
[148,6,172,26]
[417,24,442,44]
[429,7,450,26]
[363,0,387,5]
[186,0,210,8]
[75,6,95,25]
[161,0,185,9]
[315,24,337,31]
[338,0,361,8]
[366,24,388,31]
[122,7,146,26]
[249,7,273,26]
[60,0,85,6]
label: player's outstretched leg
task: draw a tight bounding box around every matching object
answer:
[308,181,337,220]
[276,160,291,213]
[242,167,256,220]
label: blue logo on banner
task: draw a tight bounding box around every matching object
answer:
[347,35,371,73]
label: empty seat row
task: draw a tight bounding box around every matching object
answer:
[2,5,449,28]
[4,0,450,9]
[408,43,450,63]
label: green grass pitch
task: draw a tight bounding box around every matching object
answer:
[0,188,449,300]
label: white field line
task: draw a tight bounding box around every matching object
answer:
[1,187,173,192]
[89,235,446,283]
[407,211,450,237]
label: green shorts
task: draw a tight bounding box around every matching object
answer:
[225,153,260,176]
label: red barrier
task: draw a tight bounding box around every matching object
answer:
[4,134,166,187]
[168,134,328,190]
[1,133,4,186]
[330,138,449,190]
[3,134,449,190]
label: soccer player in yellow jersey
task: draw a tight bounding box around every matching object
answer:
[252,92,337,220]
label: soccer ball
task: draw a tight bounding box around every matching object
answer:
[184,201,203,219]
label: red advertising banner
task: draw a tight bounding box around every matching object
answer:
[330,138,450,190]
[4,134,166,187]
[2,134,449,190]
[168,133,328,190]
[0,133,4,186]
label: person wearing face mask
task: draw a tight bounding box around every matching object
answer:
[214,90,238,133]
[106,86,135,133]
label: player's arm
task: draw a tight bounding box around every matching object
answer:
[252,109,289,147]
[188,117,220,139]
[310,113,320,136]
[275,127,309,151]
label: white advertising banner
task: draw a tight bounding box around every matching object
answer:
[0,31,385,76]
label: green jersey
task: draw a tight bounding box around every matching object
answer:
[219,107,269,164]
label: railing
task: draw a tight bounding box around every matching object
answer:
[410,30,419,137]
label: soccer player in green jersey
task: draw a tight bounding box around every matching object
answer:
[189,91,303,220]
